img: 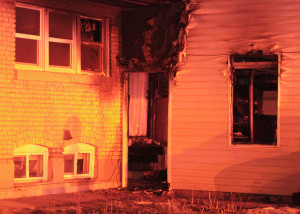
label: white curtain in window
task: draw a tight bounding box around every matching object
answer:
[129,72,149,136]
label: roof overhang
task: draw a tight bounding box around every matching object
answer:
[88,0,159,8]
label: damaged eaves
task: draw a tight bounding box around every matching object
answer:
[87,0,159,8]
[119,0,189,74]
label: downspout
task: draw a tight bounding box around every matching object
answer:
[122,72,129,187]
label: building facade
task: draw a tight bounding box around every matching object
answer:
[169,0,300,196]
[0,0,123,198]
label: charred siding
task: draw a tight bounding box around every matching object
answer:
[170,0,300,195]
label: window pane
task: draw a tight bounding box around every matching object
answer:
[253,71,278,144]
[81,44,102,72]
[16,7,40,35]
[14,156,26,178]
[16,38,38,64]
[49,42,70,67]
[77,153,90,174]
[29,155,43,177]
[81,19,102,43]
[49,12,73,39]
[64,154,74,174]
[233,70,250,143]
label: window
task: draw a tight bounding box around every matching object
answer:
[13,144,48,181]
[230,54,279,145]
[15,5,41,66]
[63,143,95,178]
[15,3,109,75]
[81,18,104,74]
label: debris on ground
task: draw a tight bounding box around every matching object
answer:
[0,187,299,213]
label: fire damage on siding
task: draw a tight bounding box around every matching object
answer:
[119,0,188,182]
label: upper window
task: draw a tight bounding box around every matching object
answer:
[15,6,41,66]
[63,143,95,179]
[15,3,109,75]
[230,54,279,145]
[13,144,48,182]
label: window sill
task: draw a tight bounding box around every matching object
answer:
[16,69,108,84]
[229,143,279,149]
[14,178,46,186]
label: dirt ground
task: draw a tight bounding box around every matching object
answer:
[0,183,300,214]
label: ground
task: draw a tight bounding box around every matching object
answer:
[0,182,300,213]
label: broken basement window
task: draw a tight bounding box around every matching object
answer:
[231,54,279,145]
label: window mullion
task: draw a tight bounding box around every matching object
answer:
[74,153,78,175]
[26,154,29,179]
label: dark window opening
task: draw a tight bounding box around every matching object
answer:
[231,54,278,145]
[81,18,103,73]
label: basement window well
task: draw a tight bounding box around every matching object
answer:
[230,54,279,145]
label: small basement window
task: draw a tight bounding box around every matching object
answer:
[230,54,279,145]
[13,144,48,182]
[63,143,95,179]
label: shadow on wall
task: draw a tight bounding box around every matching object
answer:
[173,130,300,202]
[63,115,82,141]
[214,150,300,198]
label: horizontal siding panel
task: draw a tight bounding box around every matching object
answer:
[173,88,227,96]
[173,82,227,89]
[172,122,227,130]
[172,102,227,109]
[172,108,228,116]
[172,137,228,146]
[171,148,284,158]
[183,55,227,63]
[280,109,300,117]
[172,115,228,123]
[172,129,227,137]
[173,95,228,102]
[171,176,299,192]
[172,155,300,168]
[171,162,300,174]
[174,74,226,82]
[280,96,300,103]
[172,170,300,183]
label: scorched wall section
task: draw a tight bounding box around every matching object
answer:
[170,0,300,196]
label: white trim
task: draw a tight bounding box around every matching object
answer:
[15,4,112,76]
[13,144,48,182]
[15,3,43,68]
[79,16,109,76]
[63,143,95,179]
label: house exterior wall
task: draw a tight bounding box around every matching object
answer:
[170,0,300,196]
[0,0,123,199]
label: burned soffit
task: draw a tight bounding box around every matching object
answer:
[87,0,159,8]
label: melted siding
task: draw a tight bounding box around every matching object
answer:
[170,0,300,195]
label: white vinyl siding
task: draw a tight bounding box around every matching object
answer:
[170,0,300,196]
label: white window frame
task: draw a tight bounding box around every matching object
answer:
[45,9,77,73]
[15,3,44,71]
[15,3,110,76]
[13,144,48,182]
[78,16,110,76]
[63,143,95,179]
